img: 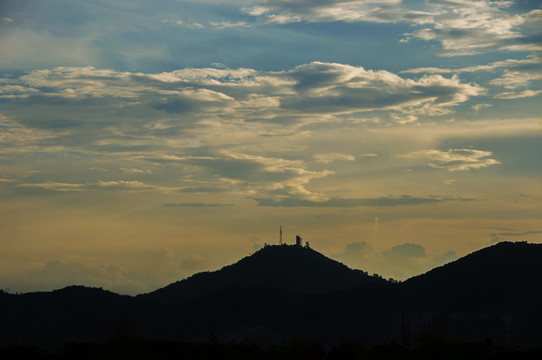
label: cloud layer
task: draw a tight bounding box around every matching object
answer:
[246,0,542,56]
[334,241,458,280]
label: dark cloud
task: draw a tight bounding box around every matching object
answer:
[486,227,515,231]
[490,230,542,243]
[253,195,473,207]
[153,99,200,114]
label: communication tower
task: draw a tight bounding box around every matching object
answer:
[280,226,283,245]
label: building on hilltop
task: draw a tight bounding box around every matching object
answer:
[296,235,302,247]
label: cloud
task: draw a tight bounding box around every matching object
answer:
[2,18,13,25]
[244,0,434,25]
[17,180,175,192]
[0,114,62,154]
[92,180,157,191]
[164,203,234,207]
[179,256,207,271]
[174,20,206,29]
[402,55,542,95]
[489,230,542,243]
[313,153,355,164]
[0,63,513,206]
[17,182,88,192]
[178,186,227,193]
[0,260,159,295]
[402,55,541,103]
[403,54,542,76]
[246,0,540,56]
[120,168,152,174]
[183,151,336,202]
[472,103,492,112]
[333,241,458,280]
[401,149,501,171]
[253,195,474,207]
[381,243,426,263]
[3,62,482,124]
[0,248,211,295]
[402,0,541,56]
[135,151,335,202]
[278,62,484,117]
[493,89,542,99]
[210,21,251,29]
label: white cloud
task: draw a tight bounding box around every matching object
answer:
[247,0,540,56]
[17,180,178,192]
[93,180,156,190]
[401,148,501,171]
[493,89,542,99]
[210,21,251,29]
[313,153,356,164]
[2,18,13,25]
[4,63,482,122]
[219,151,334,201]
[472,103,492,112]
[120,168,152,174]
[401,0,538,56]
[244,0,434,24]
[403,55,542,93]
[17,182,88,192]
[174,20,206,29]
[277,62,484,117]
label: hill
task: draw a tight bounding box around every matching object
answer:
[1,241,541,348]
[139,244,382,303]
[401,241,542,309]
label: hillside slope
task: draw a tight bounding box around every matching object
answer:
[140,244,382,303]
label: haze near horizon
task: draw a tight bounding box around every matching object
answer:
[0,0,541,295]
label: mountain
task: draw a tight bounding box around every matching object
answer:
[401,241,542,309]
[139,244,382,303]
[1,241,541,348]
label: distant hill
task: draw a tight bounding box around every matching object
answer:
[1,241,541,348]
[139,244,383,303]
[401,241,542,310]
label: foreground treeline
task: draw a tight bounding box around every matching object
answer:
[2,336,542,360]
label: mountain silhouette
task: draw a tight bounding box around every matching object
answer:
[140,244,383,303]
[401,241,542,309]
[1,241,541,349]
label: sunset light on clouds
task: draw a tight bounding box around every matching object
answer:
[0,0,540,294]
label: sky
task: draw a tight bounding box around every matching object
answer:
[0,0,541,295]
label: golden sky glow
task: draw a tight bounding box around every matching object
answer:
[0,0,541,294]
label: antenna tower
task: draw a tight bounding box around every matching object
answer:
[280,226,283,245]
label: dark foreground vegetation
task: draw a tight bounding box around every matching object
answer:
[2,336,542,360]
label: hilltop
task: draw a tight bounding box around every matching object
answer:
[140,244,383,303]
